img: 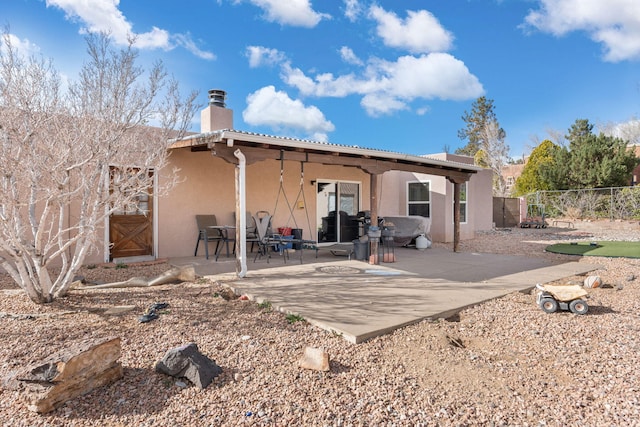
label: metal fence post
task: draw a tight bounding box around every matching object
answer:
[610,187,614,221]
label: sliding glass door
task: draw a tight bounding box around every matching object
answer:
[316,180,360,243]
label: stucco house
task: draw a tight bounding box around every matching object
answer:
[99,90,493,265]
[379,154,493,243]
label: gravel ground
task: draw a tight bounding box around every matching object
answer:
[1,219,639,426]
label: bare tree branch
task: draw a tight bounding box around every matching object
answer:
[0,30,199,303]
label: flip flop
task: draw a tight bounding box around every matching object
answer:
[138,310,159,323]
[149,302,169,311]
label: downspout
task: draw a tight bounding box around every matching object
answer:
[233,148,247,277]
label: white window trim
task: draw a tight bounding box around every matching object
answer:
[406,180,431,218]
[452,181,468,224]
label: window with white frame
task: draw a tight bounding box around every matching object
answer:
[407,181,430,217]
[452,182,468,223]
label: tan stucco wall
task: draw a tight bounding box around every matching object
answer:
[378,164,493,243]
[86,149,493,261]
[156,148,370,258]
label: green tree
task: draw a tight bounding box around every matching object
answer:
[457,97,510,195]
[456,96,505,157]
[513,140,557,196]
[542,119,638,190]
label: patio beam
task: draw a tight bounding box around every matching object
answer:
[209,143,475,181]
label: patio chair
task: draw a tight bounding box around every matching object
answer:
[214,225,236,261]
[234,210,258,253]
[252,211,286,263]
[194,214,223,260]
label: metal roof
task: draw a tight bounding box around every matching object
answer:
[168,128,484,173]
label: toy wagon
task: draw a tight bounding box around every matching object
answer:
[535,283,589,315]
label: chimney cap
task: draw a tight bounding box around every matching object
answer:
[207,89,227,108]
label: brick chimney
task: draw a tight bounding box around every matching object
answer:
[200,89,233,133]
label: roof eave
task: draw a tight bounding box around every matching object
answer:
[168,129,483,173]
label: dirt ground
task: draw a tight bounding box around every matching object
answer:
[1,219,639,426]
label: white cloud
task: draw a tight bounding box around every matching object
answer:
[524,0,640,62]
[1,33,40,56]
[361,93,408,117]
[343,0,362,22]
[416,106,430,116]
[280,63,321,95]
[246,46,286,67]
[281,53,483,116]
[45,0,214,58]
[248,0,330,28]
[601,118,640,144]
[382,54,483,101]
[339,46,363,66]
[368,5,454,53]
[173,34,216,60]
[243,86,335,141]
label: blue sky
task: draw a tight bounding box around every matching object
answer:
[3,0,640,158]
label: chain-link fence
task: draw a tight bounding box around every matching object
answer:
[525,186,640,220]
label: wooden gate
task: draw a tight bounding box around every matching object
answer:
[109,213,153,260]
[109,170,153,261]
[493,197,520,228]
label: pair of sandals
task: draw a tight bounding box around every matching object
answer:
[138,302,169,323]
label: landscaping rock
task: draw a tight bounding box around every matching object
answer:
[155,343,222,389]
[584,275,602,288]
[13,337,122,414]
[298,347,330,372]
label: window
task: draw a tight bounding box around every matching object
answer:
[109,167,153,215]
[453,182,468,223]
[407,181,430,217]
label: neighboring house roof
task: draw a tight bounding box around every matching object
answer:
[169,128,483,181]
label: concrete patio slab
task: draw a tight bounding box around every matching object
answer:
[171,247,600,343]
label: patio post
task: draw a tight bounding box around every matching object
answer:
[453,181,461,252]
[370,173,379,226]
[447,175,468,253]
[369,173,380,264]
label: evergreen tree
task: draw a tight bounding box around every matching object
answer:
[456,96,505,157]
[542,119,638,190]
[513,140,557,196]
[457,97,510,195]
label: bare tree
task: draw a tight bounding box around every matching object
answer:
[600,118,640,145]
[0,30,199,303]
[475,118,510,196]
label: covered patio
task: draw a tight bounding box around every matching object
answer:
[169,128,483,274]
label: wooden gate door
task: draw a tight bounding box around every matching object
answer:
[493,197,520,228]
[109,175,153,261]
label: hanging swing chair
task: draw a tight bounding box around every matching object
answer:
[254,151,317,263]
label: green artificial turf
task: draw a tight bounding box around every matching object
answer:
[545,241,640,258]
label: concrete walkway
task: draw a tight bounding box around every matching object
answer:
[171,247,600,343]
